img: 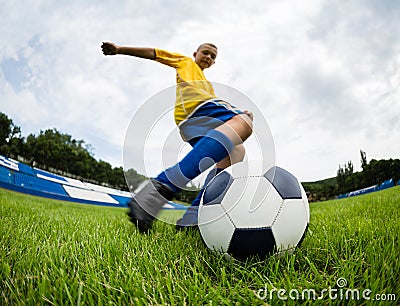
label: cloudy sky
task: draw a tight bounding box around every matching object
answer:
[1,0,399,182]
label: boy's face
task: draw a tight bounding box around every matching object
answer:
[194,44,217,70]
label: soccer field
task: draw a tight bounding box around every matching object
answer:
[1,187,399,305]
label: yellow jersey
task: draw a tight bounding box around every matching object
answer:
[155,49,217,125]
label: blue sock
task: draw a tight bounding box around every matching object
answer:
[190,168,224,207]
[156,130,234,193]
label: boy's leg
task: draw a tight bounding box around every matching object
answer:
[214,113,253,146]
[155,129,235,192]
[215,143,246,170]
[129,114,253,232]
[127,129,233,233]
[175,167,223,230]
[176,144,246,230]
[157,114,252,190]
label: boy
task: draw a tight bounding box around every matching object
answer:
[101,42,253,232]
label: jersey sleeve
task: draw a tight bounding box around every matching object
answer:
[154,49,190,68]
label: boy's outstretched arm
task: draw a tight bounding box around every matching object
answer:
[101,42,155,60]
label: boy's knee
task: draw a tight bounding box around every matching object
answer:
[239,114,253,140]
[233,144,246,161]
[216,113,253,145]
[216,144,246,168]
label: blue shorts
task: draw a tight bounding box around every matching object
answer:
[179,99,243,147]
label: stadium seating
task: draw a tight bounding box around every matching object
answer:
[14,171,68,196]
[338,179,395,199]
[0,166,13,184]
[0,154,187,209]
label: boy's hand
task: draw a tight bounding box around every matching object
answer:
[101,42,119,55]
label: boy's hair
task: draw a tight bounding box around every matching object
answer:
[197,43,218,51]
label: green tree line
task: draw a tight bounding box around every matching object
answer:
[337,150,400,195]
[302,177,337,202]
[0,112,146,191]
[303,150,400,201]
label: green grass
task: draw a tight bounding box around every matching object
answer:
[1,187,399,305]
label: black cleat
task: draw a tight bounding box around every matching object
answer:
[127,178,174,233]
[175,206,199,231]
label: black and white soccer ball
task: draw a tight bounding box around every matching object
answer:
[198,161,310,261]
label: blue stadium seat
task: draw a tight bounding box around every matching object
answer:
[34,168,68,182]
[0,166,14,183]
[16,163,36,176]
[13,172,68,196]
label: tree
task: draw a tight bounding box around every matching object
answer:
[392,159,400,185]
[0,112,13,148]
[124,168,147,191]
[111,167,128,191]
[360,150,368,170]
[337,161,354,194]
[0,112,23,157]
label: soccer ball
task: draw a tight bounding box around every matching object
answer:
[198,161,310,261]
